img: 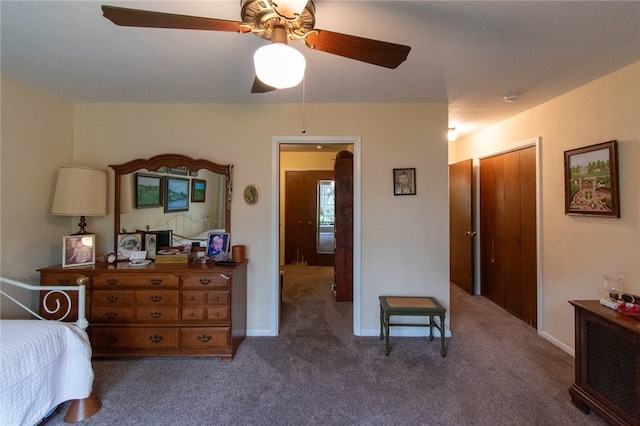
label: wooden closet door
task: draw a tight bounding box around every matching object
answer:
[480,147,537,327]
[480,154,505,308]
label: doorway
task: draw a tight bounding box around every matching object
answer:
[272,136,361,336]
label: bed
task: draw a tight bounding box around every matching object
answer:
[146,213,225,247]
[0,277,101,425]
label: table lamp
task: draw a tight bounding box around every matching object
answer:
[51,166,108,235]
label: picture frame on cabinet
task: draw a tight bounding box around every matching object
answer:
[117,232,142,260]
[144,233,157,260]
[393,168,416,195]
[135,173,163,209]
[164,177,189,213]
[191,179,206,202]
[63,234,95,267]
[207,232,230,260]
[564,140,620,217]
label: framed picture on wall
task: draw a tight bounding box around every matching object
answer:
[564,140,620,217]
[135,173,163,208]
[393,168,416,195]
[164,177,189,213]
[62,235,95,267]
[191,179,206,202]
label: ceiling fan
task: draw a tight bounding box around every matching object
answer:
[101,0,411,93]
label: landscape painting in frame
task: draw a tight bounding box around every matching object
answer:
[136,173,162,208]
[191,179,206,203]
[165,177,189,213]
[564,140,619,217]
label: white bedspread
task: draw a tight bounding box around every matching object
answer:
[0,320,94,426]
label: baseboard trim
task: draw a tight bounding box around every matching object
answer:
[539,330,574,356]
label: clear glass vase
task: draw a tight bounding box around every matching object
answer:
[603,274,624,300]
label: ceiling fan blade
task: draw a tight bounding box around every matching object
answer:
[251,76,276,94]
[101,5,249,33]
[305,29,410,69]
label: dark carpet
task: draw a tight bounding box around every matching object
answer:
[47,265,605,425]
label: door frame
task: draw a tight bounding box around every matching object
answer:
[271,136,362,335]
[475,137,543,332]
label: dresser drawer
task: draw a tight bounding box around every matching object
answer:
[182,273,231,288]
[135,307,178,322]
[93,273,178,288]
[92,306,178,323]
[180,327,230,349]
[91,326,179,349]
[135,290,178,306]
[92,306,135,322]
[92,290,135,306]
[182,290,229,305]
[181,306,229,322]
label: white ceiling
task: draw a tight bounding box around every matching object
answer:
[2,1,639,138]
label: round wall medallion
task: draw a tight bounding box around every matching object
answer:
[243,184,260,205]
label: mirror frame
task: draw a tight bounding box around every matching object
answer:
[109,154,232,251]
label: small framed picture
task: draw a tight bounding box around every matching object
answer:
[207,233,230,259]
[144,233,157,260]
[191,179,206,203]
[63,235,95,267]
[117,233,143,260]
[136,173,163,208]
[393,168,416,195]
[164,177,189,213]
[564,140,620,217]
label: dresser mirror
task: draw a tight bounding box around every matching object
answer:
[110,154,231,252]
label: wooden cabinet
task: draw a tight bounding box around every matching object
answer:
[39,261,247,361]
[569,300,640,425]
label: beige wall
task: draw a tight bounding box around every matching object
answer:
[1,77,75,316]
[56,101,447,336]
[449,61,640,352]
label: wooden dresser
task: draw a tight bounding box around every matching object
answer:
[39,261,247,361]
[569,300,640,426]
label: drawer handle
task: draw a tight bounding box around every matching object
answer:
[105,312,118,319]
[150,312,162,319]
[214,312,220,317]
[199,278,212,285]
[58,278,70,285]
[197,335,212,343]
[107,278,119,286]
[105,334,119,344]
[148,335,163,343]
[150,278,163,285]
[189,313,195,318]
[106,295,119,303]
[214,296,220,301]
[150,295,163,302]
[189,297,195,301]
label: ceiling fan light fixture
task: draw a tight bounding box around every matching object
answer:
[254,43,306,89]
[270,0,309,19]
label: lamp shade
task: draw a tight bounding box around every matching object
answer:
[52,166,108,216]
[254,43,306,89]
